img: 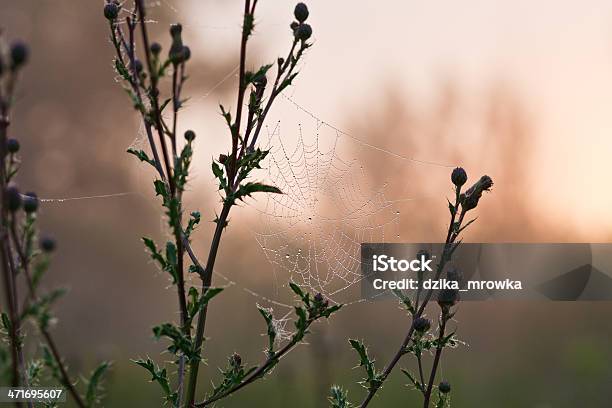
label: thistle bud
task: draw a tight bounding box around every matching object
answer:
[23,192,39,214]
[10,41,29,70]
[40,236,56,253]
[294,3,309,23]
[277,57,285,67]
[218,154,228,164]
[182,46,191,61]
[133,59,143,73]
[150,42,162,55]
[437,288,459,307]
[6,138,20,154]
[439,380,451,394]
[451,167,467,187]
[412,317,431,333]
[295,23,312,42]
[229,352,242,368]
[103,2,119,21]
[5,185,21,212]
[184,130,196,142]
[461,175,493,212]
[170,23,183,37]
[290,21,299,31]
[314,292,324,304]
[168,24,186,65]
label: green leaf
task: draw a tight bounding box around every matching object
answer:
[142,237,166,269]
[257,306,276,354]
[185,211,201,238]
[85,361,111,407]
[401,369,423,392]
[152,323,194,360]
[127,148,156,167]
[234,182,282,202]
[329,385,352,408]
[133,358,177,405]
[277,72,299,94]
[1,313,11,332]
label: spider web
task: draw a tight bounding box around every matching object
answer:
[249,118,402,305]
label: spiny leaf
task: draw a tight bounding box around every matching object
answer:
[85,361,111,407]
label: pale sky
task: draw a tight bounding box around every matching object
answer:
[169,0,612,238]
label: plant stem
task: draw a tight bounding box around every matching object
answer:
[194,319,314,407]
[9,221,86,408]
[0,103,25,408]
[359,188,463,408]
[423,317,447,407]
[185,201,232,406]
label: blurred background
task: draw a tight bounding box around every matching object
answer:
[2,0,612,406]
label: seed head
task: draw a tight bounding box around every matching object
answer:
[451,167,467,187]
[412,317,431,333]
[103,2,119,20]
[184,130,196,142]
[5,185,22,212]
[183,46,191,61]
[461,175,493,212]
[294,3,309,23]
[170,23,183,37]
[150,42,162,55]
[23,192,39,214]
[133,59,143,73]
[7,138,20,154]
[295,23,313,42]
[10,41,29,70]
[439,380,451,394]
[229,352,242,368]
[40,236,56,253]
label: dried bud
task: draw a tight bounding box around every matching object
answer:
[290,21,299,31]
[23,192,39,214]
[103,2,119,20]
[218,154,228,164]
[294,3,309,23]
[10,41,29,70]
[5,185,21,212]
[40,236,56,253]
[229,352,242,368]
[133,59,143,73]
[412,317,431,333]
[169,24,186,65]
[461,175,493,212]
[183,46,191,61]
[170,23,183,37]
[295,23,312,42]
[277,57,285,67]
[439,380,451,394]
[437,288,459,307]
[184,130,196,142]
[7,138,20,154]
[451,167,467,187]
[150,42,162,55]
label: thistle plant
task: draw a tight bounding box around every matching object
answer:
[0,36,109,407]
[104,1,340,406]
[331,169,493,408]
